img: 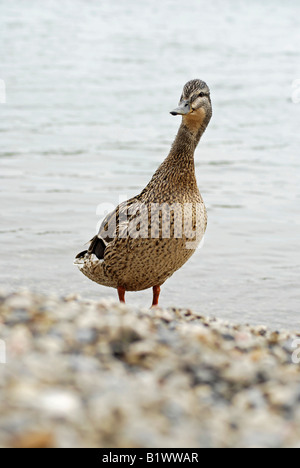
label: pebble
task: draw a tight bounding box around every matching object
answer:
[0,290,300,448]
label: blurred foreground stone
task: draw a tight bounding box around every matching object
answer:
[0,290,300,448]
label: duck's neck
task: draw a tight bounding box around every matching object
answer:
[145,110,211,197]
[167,122,199,167]
[164,113,210,180]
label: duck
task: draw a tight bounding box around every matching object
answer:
[74,79,212,307]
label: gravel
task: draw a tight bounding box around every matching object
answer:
[0,289,300,448]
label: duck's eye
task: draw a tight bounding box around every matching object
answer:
[198,92,205,98]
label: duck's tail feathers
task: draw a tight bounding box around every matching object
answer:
[75,249,88,259]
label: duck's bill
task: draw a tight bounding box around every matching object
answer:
[170,100,190,116]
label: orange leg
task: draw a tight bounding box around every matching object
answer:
[152,285,161,307]
[117,286,126,303]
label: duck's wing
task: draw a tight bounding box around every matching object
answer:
[75,196,141,261]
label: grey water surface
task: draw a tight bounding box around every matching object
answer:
[0,0,299,328]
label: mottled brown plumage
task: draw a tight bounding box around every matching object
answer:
[74,79,212,305]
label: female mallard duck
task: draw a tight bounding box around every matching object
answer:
[75,79,212,306]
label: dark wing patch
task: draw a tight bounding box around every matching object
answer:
[78,196,140,261]
[88,235,107,260]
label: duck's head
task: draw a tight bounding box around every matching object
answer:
[170,79,212,132]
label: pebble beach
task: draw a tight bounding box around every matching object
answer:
[1,290,300,448]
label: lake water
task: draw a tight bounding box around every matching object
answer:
[1,0,299,328]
